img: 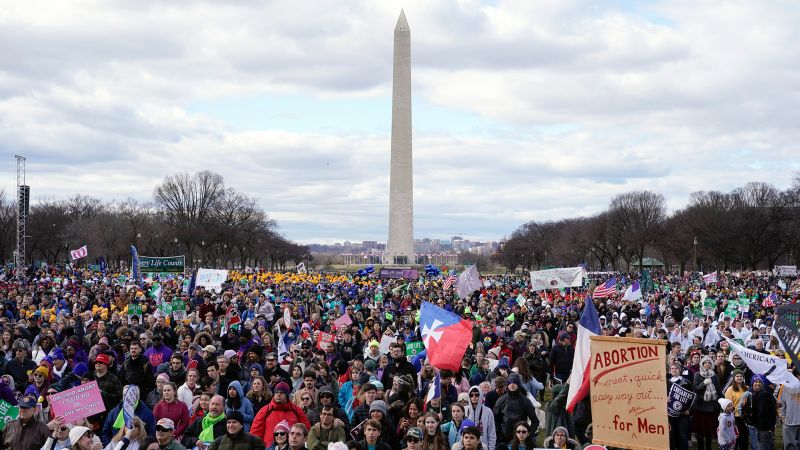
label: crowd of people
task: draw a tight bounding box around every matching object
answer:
[0,266,796,450]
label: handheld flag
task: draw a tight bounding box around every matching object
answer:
[420,302,472,371]
[592,278,617,299]
[443,274,457,290]
[455,265,482,300]
[70,245,88,260]
[425,372,441,404]
[622,280,642,301]
[566,298,602,412]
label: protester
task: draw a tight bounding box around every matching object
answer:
[207,411,265,450]
[542,426,579,450]
[2,394,50,450]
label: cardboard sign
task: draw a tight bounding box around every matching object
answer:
[49,381,106,423]
[589,336,668,450]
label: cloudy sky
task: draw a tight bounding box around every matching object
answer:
[1,0,798,244]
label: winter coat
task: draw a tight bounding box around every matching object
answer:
[226,380,255,431]
[208,430,266,450]
[250,399,311,447]
[101,401,156,446]
[464,386,497,450]
[493,389,538,444]
[692,371,721,413]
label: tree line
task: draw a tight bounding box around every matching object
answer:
[0,170,310,270]
[495,178,800,273]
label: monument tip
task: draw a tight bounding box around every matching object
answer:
[395,9,409,32]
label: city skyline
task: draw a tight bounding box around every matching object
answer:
[1,1,798,245]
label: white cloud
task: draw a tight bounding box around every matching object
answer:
[0,0,798,244]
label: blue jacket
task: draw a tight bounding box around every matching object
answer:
[226,380,255,431]
[101,401,156,445]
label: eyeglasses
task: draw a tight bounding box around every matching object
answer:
[516,430,528,434]
[406,438,421,443]
[274,432,287,437]
[469,392,480,397]
[34,374,44,378]
[301,397,311,401]
[59,427,69,432]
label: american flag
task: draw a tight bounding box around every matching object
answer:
[443,274,457,290]
[593,278,617,299]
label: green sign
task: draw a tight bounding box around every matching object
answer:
[159,302,173,315]
[724,299,739,318]
[0,400,19,430]
[128,304,143,315]
[703,298,717,316]
[171,300,187,320]
[139,256,185,273]
[738,296,751,312]
[88,264,101,272]
[406,341,424,361]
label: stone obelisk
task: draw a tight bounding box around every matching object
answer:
[385,9,415,265]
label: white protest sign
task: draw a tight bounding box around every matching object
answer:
[195,268,229,290]
[530,267,585,291]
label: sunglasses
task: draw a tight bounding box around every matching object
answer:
[59,427,69,432]
[406,438,421,443]
[274,432,287,437]
[301,397,311,401]
[469,392,480,397]
[155,426,172,432]
[516,430,528,434]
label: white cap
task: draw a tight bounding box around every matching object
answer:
[69,426,92,445]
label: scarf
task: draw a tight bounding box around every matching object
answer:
[199,413,226,443]
[699,366,718,402]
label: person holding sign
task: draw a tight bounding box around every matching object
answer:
[668,362,694,450]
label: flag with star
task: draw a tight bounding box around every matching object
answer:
[420,301,473,371]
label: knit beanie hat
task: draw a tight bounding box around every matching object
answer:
[274,381,291,396]
[275,420,291,434]
[369,400,388,416]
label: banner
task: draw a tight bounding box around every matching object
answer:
[774,304,800,364]
[379,268,418,279]
[530,267,586,291]
[70,245,88,260]
[589,336,668,450]
[49,381,106,423]
[195,268,229,290]
[703,297,716,316]
[317,332,335,351]
[667,383,696,417]
[774,266,798,276]
[139,256,185,273]
[724,337,800,388]
[122,386,139,428]
[333,314,352,330]
[0,400,18,431]
[130,246,141,282]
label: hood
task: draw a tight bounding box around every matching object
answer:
[465,386,485,421]
[228,380,245,398]
[317,386,338,407]
[552,426,569,439]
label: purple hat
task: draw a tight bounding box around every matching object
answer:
[274,381,291,396]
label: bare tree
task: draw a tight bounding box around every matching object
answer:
[609,191,666,272]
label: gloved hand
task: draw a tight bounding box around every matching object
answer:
[703,378,711,385]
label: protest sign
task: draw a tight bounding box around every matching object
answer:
[738,296,751,312]
[530,266,585,291]
[667,383,696,417]
[702,297,716,316]
[139,256,185,273]
[724,299,738,319]
[333,314,353,330]
[379,334,395,354]
[171,299,187,321]
[379,268,418,279]
[406,341,424,360]
[127,303,143,324]
[196,268,229,290]
[589,336,668,450]
[49,381,106,423]
[0,400,18,431]
[317,332,335,351]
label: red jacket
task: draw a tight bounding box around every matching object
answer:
[250,399,311,446]
[153,399,190,437]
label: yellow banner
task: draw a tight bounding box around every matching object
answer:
[589,336,669,450]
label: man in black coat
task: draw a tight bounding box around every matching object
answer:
[380,343,417,390]
[549,331,575,383]
[121,340,154,395]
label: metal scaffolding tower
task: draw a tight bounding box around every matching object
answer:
[15,155,28,281]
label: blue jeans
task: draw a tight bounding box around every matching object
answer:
[747,425,760,450]
[757,430,774,450]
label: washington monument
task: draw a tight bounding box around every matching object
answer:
[385,10,415,265]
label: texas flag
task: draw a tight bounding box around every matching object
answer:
[566,297,602,412]
[420,301,472,371]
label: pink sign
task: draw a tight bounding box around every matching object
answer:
[333,314,352,330]
[49,381,106,423]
